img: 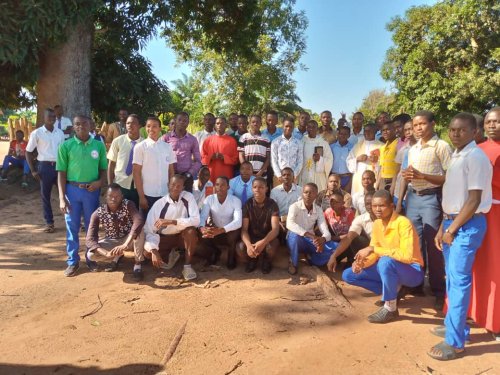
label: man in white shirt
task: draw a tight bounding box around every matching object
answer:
[270,167,302,236]
[194,113,216,152]
[54,105,73,139]
[25,108,65,233]
[199,176,242,269]
[428,113,492,361]
[286,182,337,275]
[144,175,200,281]
[133,116,176,217]
[271,117,304,186]
[348,112,365,145]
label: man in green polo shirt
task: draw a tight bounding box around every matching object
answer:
[57,115,107,277]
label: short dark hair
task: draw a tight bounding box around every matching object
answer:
[307,120,319,128]
[216,176,230,185]
[320,110,332,116]
[204,113,215,118]
[238,114,248,121]
[229,112,238,117]
[240,161,253,169]
[281,167,294,175]
[176,112,189,119]
[364,123,377,131]
[171,174,187,183]
[362,170,376,179]
[108,183,123,192]
[338,125,351,135]
[146,116,161,126]
[267,110,278,117]
[373,189,393,204]
[54,104,62,110]
[353,111,364,117]
[304,182,318,192]
[216,116,227,123]
[414,110,435,123]
[282,116,295,124]
[472,114,484,129]
[127,114,140,122]
[364,190,375,200]
[250,114,262,121]
[15,130,24,136]
[253,177,267,186]
[451,112,477,129]
[393,113,411,125]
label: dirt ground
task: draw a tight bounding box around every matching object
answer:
[0,141,498,375]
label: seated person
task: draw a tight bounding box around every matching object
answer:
[85,183,145,280]
[324,192,355,241]
[199,176,242,269]
[342,190,424,323]
[270,167,302,238]
[192,166,214,210]
[351,170,376,215]
[286,183,337,275]
[236,177,280,274]
[316,173,352,211]
[144,175,200,281]
[327,192,376,271]
[229,161,255,204]
[1,130,29,187]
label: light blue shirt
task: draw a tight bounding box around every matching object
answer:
[293,128,307,140]
[229,175,256,203]
[330,141,353,174]
[261,127,283,143]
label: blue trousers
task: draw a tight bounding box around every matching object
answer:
[65,184,100,266]
[287,232,337,267]
[342,256,424,301]
[2,156,30,175]
[443,214,487,349]
[38,162,58,224]
[405,189,445,296]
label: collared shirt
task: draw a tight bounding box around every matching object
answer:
[199,194,242,233]
[349,212,374,237]
[238,133,270,174]
[324,207,355,236]
[379,138,399,179]
[271,135,304,178]
[407,135,452,191]
[348,129,364,145]
[229,175,255,203]
[286,200,331,241]
[352,190,372,215]
[364,213,423,268]
[393,145,410,198]
[103,121,127,144]
[194,129,216,152]
[8,140,27,158]
[86,199,144,251]
[261,127,284,143]
[316,188,353,211]
[442,141,492,215]
[163,131,201,176]
[144,191,200,250]
[243,197,279,242]
[330,141,353,174]
[56,136,107,182]
[55,116,72,139]
[270,183,302,217]
[193,180,214,209]
[107,134,144,190]
[132,138,177,197]
[26,125,65,162]
[293,128,307,140]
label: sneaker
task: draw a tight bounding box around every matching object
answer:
[133,268,144,281]
[85,251,98,272]
[161,249,180,270]
[245,259,258,273]
[104,261,118,272]
[182,265,197,281]
[367,307,399,324]
[64,264,80,277]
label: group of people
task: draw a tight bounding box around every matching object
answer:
[12,104,500,362]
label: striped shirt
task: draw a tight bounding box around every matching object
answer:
[238,133,270,174]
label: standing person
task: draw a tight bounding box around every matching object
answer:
[316,173,352,211]
[227,112,239,136]
[473,114,487,145]
[469,107,500,341]
[194,113,216,153]
[232,114,248,142]
[53,104,73,139]
[348,112,365,145]
[238,115,271,177]
[394,120,417,212]
[25,108,65,233]
[318,110,337,144]
[107,114,143,208]
[298,120,333,192]
[192,167,214,210]
[237,177,280,273]
[133,116,176,217]
[375,112,391,141]
[428,113,492,361]
[261,110,283,143]
[377,121,399,191]
[0,130,29,186]
[201,116,239,183]
[163,112,201,192]
[293,111,310,140]
[103,108,128,146]
[393,113,412,150]
[270,167,302,236]
[404,110,452,309]
[229,161,255,204]
[199,176,242,269]
[351,170,376,215]
[330,126,354,191]
[347,123,383,195]
[57,115,107,277]
[271,117,303,186]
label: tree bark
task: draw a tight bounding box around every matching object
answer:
[36,21,93,125]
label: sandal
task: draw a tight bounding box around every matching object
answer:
[43,224,55,233]
[427,341,464,361]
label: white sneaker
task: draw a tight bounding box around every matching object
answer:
[182,265,197,281]
[161,249,180,270]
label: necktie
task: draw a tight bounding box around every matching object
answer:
[57,119,61,129]
[125,140,137,176]
[241,182,248,204]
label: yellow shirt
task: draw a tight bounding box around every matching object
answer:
[363,213,423,268]
[379,138,399,179]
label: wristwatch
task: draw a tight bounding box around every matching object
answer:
[445,229,455,236]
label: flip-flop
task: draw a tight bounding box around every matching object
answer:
[427,341,464,361]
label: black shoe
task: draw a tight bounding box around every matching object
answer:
[64,264,80,277]
[398,286,409,300]
[408,284,425,296]
[261,259,273,274]
[104,261,118,272]
[435,296,445,311]
[133,268,144,281]
[367,307,399,324]
[209,248,221,265]
[227,254,236,270]
[245,259,258,273]
[85,251,98,272]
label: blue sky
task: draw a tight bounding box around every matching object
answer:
[142,0,436,118]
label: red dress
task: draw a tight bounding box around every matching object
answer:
[469,140,500,333]
[201,134,239,183]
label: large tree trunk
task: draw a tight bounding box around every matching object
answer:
[36,21,93,126]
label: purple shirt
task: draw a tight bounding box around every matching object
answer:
[163,131,201,176]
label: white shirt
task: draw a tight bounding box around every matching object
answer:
[144,191,200,251]
[199,194,242,233]
[194,129,216,152]
[55,116,72,139]
[352,191,368,215]
[107,134,144,190]
[271,135,304,178]
[193,180,214,209]
[270,184,302,217]
[133,138,177,197]
[286,200,331,241]
[26,125,65,161]
[442,141,492,215]
[349,212,373,237]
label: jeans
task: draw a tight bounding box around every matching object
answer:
[39,162,58,225]
[64,184,100,266]
[287,232,337,267]
[443,214,487,349]
[2,156,30,175]
[342,256,424,301]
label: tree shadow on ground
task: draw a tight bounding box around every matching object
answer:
[0,363,164,375]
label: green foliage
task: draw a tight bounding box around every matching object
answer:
[355,89,400,123]
[381,0,500,124]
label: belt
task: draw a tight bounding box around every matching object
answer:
[338,173,352,177]
[39,161,56,166]
[411,187,442,196]
[68,181,91,189]
[443,213,484,220]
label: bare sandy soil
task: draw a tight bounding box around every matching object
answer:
[0,141,498,375]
